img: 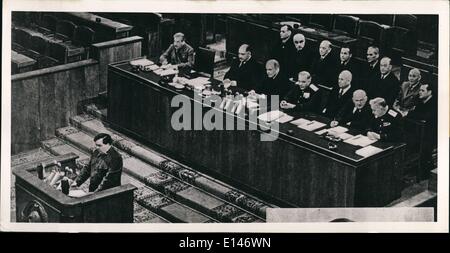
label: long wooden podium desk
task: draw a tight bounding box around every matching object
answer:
[107,60,406,208]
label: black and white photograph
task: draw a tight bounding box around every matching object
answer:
[1,0,448,232]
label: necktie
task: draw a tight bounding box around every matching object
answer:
[338,89,343,98]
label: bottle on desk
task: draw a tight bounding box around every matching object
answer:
[61,177,70,195]
[37,162,46,180]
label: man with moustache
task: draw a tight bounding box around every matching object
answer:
[160,32,195,69]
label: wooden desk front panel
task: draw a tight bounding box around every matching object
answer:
[108,65,405,207]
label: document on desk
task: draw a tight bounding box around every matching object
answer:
[328,126,348,134]
[159,68,179,76]
[298,120,327,131]
[258,110,285,122]
[275,114,294,123]
[355,145,383,158]
[290,118,311,126]
[337,132,354,140]
[185,77,211,88]
[129,58,155,67]
[344,134,378,147]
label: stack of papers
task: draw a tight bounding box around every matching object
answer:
[185,77,211,88]
[355,145,383,158]
[257,110,285,122]
[68,189,90,198]
[298,121,327,131]
[337,132,354,140]
[328,126,348,134]
[130,58,154,67]
[344,134,378,147]
[159,68,179,76]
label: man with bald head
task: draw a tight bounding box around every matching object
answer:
[287,33,313,79]
[270,25,296,76]
[337,46,360,87]
[224,44,263,91]
[254,59,290,97]
[366,56,400,106]
[322,70,355,118]
[311,40,340,88]
[330,89,373,132]
[393,68,422,115]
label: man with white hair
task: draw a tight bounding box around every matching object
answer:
[160,32,195,69]
[361,46,381,88]
[322,70,354,118]
[330,89,373,132]
[393,68,422,115]
[288,33,313,79]
[254,59,290,97]
[311,40,340,88]
[366,56,400,106]
[367,97,403,142]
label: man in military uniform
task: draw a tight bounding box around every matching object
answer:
[72,133,123,192]
[159,32,195,69]
[280,71,322,113]
[367,97,403,142]
[330,89,373,133]
[393,68,422,116]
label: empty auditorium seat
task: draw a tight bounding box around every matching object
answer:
[384,26,417,61]
[55,20,77,41]
[309,14,335,31]
[48,41,68,63]
[29,35,48,55]
[357,14,394,26]
[15,28,33,49]
[39,14,58,34]
[394,14,418,32]
[72,25,95,59]
[356,20,386,58]
[333,15,360,37]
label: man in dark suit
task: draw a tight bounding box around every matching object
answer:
[367,97,403,142]
[366,57,401,106]
[270,24,296,77]
[72,133,123,192]
[330,89,373,132]
[361,46,380,90]
[224,44,264,91]
[310,40,340,88]
[280,71,322,114]
[287,33,314,79]
[407,83,437,180]
[393,68,422,116]
[337,47,360,88]
[253,59,291,97]
[322,70,354,118]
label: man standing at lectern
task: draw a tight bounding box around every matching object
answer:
[72,133,123,192]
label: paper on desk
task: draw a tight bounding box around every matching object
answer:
[315,128,328,135]
[159,69,178,76]
[355,145,383,158]
[298,121,326,131]
[275,114,294,123]
[337,132,354,140]
[344,134,377,147]
[130,58,154,67]
[290,118,311,126]
[328,126,348,134]
[246,100,259,109]
[258,110,285,122]
[185,77,211,88]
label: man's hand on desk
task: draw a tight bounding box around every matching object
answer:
[280,100,296,109]
[367,131,380,140]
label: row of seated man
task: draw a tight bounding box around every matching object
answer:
[158,30,437,181]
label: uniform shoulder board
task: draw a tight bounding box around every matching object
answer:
[310,84,318,92]
[388,109,398,117]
